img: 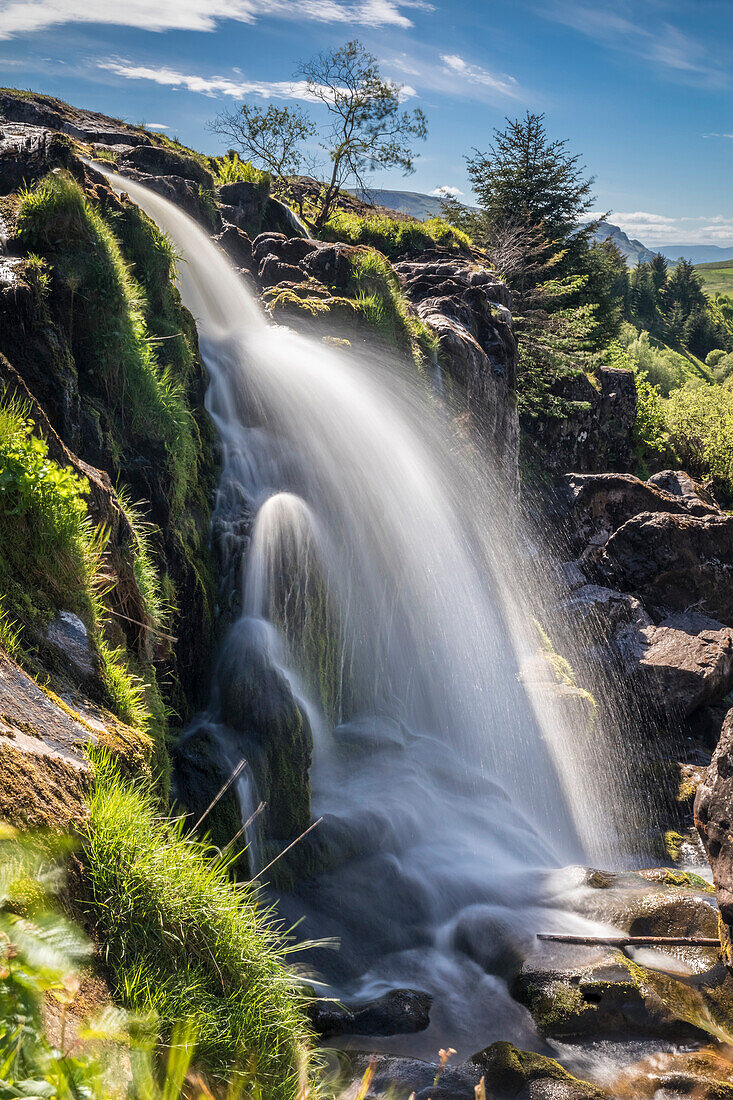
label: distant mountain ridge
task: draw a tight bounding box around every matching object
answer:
[355,188,733,268]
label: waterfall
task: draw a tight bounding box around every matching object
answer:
[97,167,637,1057]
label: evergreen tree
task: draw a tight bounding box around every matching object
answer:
[665,259,707,315]
[649,252,668,294]
[465,111,596,277]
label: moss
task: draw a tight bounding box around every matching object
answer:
[665,829,686,862]
[618,954,733,1046]
[472,1041,607,1098]
[0,740,90,831]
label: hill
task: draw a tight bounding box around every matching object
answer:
[695,259,733,296]
[590,221,658,266]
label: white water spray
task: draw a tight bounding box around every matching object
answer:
[98,167,638,1056]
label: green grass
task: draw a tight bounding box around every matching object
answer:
[0,393,158,732]
[348,248,438,364]
[321,209,471,258]
[213,151,272,194]
[84,755,313,1094]
[16,172,199,516]
[695,260,733,296]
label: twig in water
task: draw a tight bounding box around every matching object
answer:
[193,757,249,831]
[537,933,720,947]
[253,817,323,881]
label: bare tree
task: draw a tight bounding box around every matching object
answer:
[209,102,315,198]
[299,40,427,228]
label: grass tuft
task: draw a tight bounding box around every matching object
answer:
[84,753,313,1093]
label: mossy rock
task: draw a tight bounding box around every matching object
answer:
[470,1041,608,1099]
[614,1044,733,1099]
[618,955,733,1046]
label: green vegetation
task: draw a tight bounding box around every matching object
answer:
[322,208,470,258]
[0,393,161,731]
[16,173,199,515]
[84,754,312,1092]
[348,248,438,362]
[0,823,311,1098]
[695,259,733,297]
[212,150,272,193]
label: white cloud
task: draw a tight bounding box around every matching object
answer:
[0,0,429,39]
[597,210,733,246]
[430,185,463,197]
[99,57,417,103]
[441,53,519,98]
[99,60,327,102]
[145,122,169,130]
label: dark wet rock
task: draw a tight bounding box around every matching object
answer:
[513,940,704,1041]
[309,988,432,1039]
[44,611,97,687]
[470,1042,608,1099]
[218,180,261,207]
[172,725,243,859]
[251,231,317,269]
[258,255,309,288]
[696,708,733,961]
[599,511,733,624]
[613,611,733,720]
[342,1052,476,1100]
[119,143,214,188]
[560,472,709,556]
[613,1045,733,1099]
[213,224,254,272]
[452,904,534,980]
[302,242,356,289]
[217,618,312,842]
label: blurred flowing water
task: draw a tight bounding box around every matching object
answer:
[99,169,657,1058]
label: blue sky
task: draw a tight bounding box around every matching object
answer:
[2,0,732,246]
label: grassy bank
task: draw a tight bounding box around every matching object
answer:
[83,754,313,1094]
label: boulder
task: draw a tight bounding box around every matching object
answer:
[301,242,356,289]
[258,255,309,288]
[218,180,262,207]
[119,144,214,189]
[44,611,98,687]
[647,469,720,510]
[613,611,733,720]
[559,584,651,642]
[308,988,432,1039]
[695,707,733,958]
[560,472,705,555]
[251,232,317,269]
[599,511,733,624]
[470,1042,608,1099]
[213,224,253,272]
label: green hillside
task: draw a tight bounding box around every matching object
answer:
[696,259,733,295]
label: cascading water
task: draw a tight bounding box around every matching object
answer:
[98,167,650,1058]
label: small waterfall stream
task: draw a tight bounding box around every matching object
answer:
[98,168,646,1058]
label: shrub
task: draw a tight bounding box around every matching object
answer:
[322,209,470,258]
[663,381,733,493]
[83,755,313,1093]
[213,151,272,195]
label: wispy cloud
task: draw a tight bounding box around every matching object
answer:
[592,209,733,246]
[536,1,726,85]
[0,0,430,40]
[99,60,325,102]
[440,53,520,97]
[704,132,733,139]
[99,58,416,102]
